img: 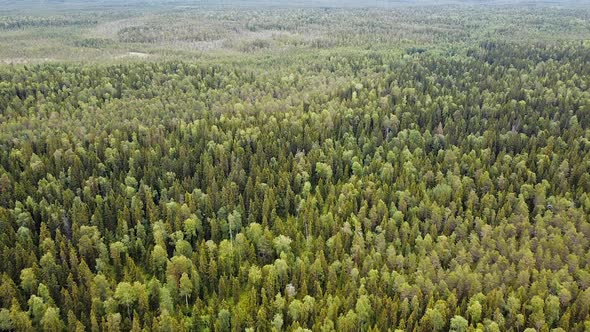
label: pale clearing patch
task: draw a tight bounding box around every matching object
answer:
[160,39,225,52]
[89,16,154,39]
[1,57,54,64]
[127,52,149,57]
[113,52,151,59]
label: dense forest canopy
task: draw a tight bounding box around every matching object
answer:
[1,1,590,332]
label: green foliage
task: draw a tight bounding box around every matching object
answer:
[450,315,468,332]
[114,282,137,317]
[273,235,292,255]
[179,273,192,307]
[0,309,13,331]
[40,308,63,332]
[0,3,590,332]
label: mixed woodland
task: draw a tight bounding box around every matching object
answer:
[1,1,590,331]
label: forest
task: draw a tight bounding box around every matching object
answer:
[1,1,590,331]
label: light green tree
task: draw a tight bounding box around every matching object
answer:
[450,315,468,332]
[40,307,63,332]
[273,235,292,255]
[20,268,38,295]
[115,282,137,317]
[468,300,482,324]
[179,273,192,307]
